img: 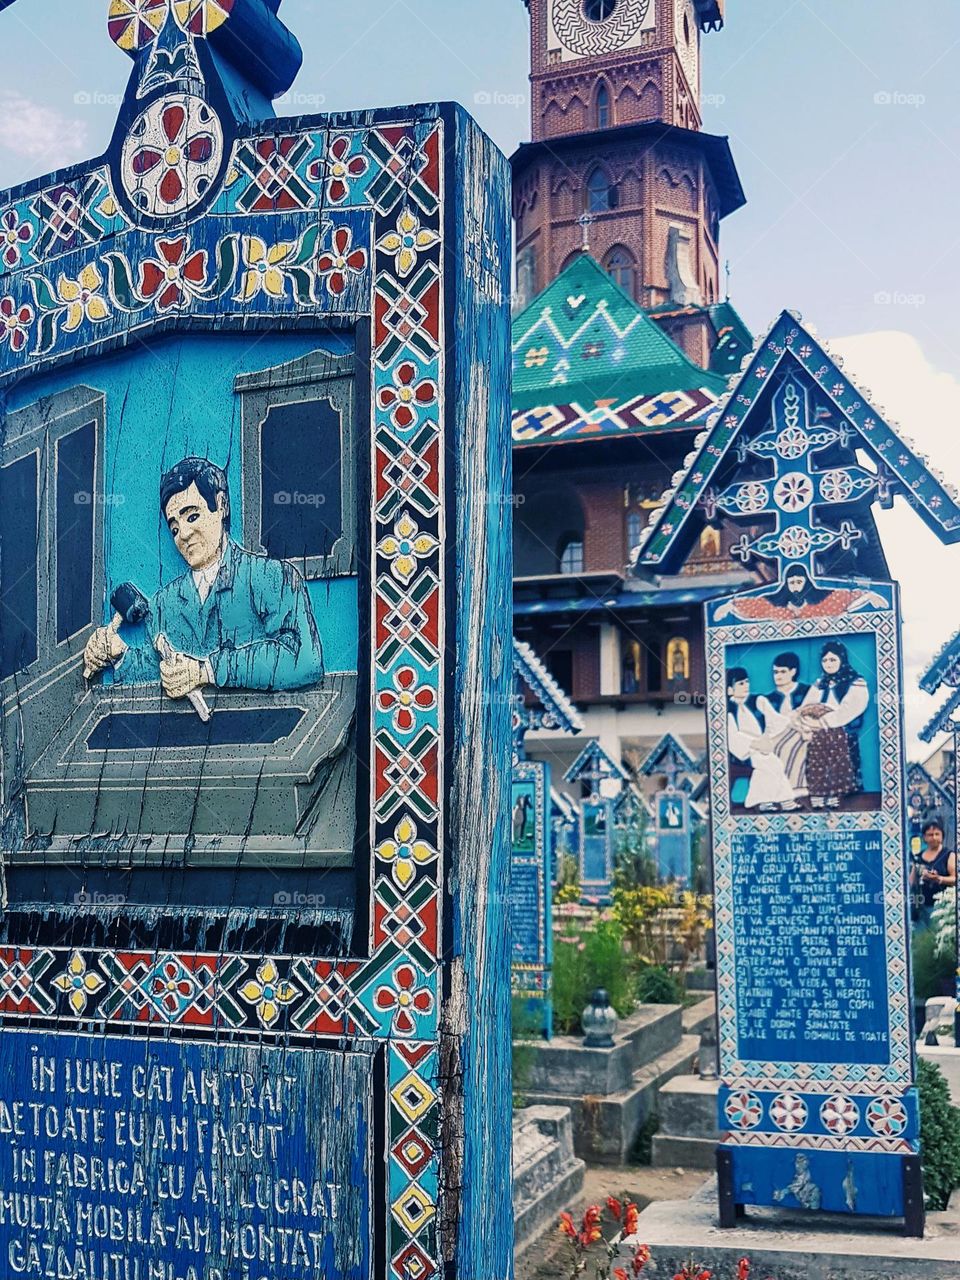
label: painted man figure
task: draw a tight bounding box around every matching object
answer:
[83,457,324,697]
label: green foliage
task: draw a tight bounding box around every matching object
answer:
[511,994,542,1108]
[554,853,581,906]
[918,1058,960,1211]
[635,963,685,1005]
[913,925,956,1000]
[932,888,957,962]
[613,816,659,892]
[552,920,635,1035]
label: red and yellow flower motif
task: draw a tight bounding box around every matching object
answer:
[172,0,234,37]
[150,959,194,1015]
[307,135,369,205]
[0,296,33,353]
[377,361,437,432]
[315,226,367,297]
[375,815,436,890]
[108,0,167,51]
[377,666,436,735]
[376,206,439,279]
[52,952,105,1016]
[238,958,297,1029]
[1,209,32,269]
[238,236,294,301]
[130,102,216,207]
[139,237,208,310]
[374,963,433,1036]
[108,0,233,50]
[57,265,109,332]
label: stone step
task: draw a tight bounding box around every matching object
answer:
[523,1001,683,1099]
[650,1134,718,1171]
[524,1034,699,1166]
[682,995,716,1041]
[512,1105,586,1253]
[657,1074,720,1139]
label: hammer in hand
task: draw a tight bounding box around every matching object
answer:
[82,582,151,679]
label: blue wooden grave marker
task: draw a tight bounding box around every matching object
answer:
[638,311,960,1236]
[511,639,582,1036]
[565,739,628,904]
[639,733,700,884]
[0,3,513,1273]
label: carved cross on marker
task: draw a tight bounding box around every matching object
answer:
[714,378,879,580]
[578,213,595,254]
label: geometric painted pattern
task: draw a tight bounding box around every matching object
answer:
[0,91,449,1273]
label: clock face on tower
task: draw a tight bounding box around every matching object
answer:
[548,0,657,61]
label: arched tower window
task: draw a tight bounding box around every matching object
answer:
[586,166,617,214]
[559,536,584,575]
[604,246,635,296]
[596,82,611,129]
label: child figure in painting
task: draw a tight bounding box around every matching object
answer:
[726,668,798,812]
[800,641,869,808]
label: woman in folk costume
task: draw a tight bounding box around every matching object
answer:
[800,641,869,807]
[726,668,798,811]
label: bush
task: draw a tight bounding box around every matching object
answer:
[554,853,581,906]
[918,1058,960,1211]
[913,925,956,1000]
[635,963,685,1005]
[511,994,542,1108]
[552,919,635,1035]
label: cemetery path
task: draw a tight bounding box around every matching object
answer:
[517,1166,708,1278]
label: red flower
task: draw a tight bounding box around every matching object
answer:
[559,1211,577,1240]
[377,359,438,432]
[624,1202,640,1236]
[582,1204,602,1232]
[633,1244,651,1275]
[151,959,193,1014]
[614,1270,629,1280]
[737,1260,750,1280]
[606,1196,623,1221]
[308,134,370,205]
[131,103,215,207]
[0,295,32,353]
[373,963,433,1035]
[315,225,367,296]
[139,237,208,311]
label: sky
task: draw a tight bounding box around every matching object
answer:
[1,0,959,752]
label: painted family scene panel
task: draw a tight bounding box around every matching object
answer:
[1,331,360,873]
[715,575,890,818]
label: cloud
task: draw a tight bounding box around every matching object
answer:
[0,90,88,167]
[830,330,960,758]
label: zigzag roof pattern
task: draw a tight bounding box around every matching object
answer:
[513,639,584,736]
[512,255,727,438]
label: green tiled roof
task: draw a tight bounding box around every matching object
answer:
[512,255,728,415]
[708,300,753,376]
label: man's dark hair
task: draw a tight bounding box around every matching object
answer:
[726,667,749,688]
[773,652,801,678]
[923,819,945,837]
[160,457,230,532]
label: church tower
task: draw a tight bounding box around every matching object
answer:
[513,0,744,366]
